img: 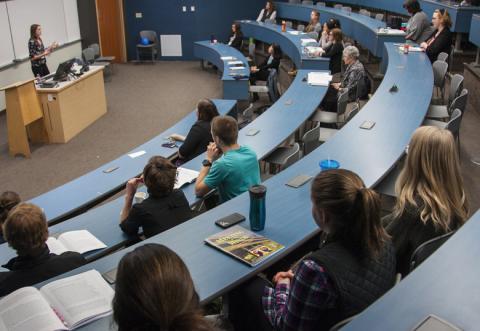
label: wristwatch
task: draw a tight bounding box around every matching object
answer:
[202,159,212,167]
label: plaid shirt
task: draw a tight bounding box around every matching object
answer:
[262,259,337,331]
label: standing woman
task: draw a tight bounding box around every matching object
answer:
[28,24,57,77]
[257,1,277,22]
[420,9,453,63]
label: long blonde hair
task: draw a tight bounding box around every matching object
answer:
[393,126,468,231]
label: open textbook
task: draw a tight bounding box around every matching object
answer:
[0,270,114,331]
[174,167,199,189]
[46,230,107,255]
[307,72,333,86]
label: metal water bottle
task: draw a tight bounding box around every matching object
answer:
[249,185,266,231]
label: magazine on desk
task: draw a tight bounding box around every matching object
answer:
[0,270,114,331]
[205,225,285,267]
[174,167,199,189]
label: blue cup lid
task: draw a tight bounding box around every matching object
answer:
[319,159,340,170]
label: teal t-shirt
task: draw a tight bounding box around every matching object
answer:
[204,145,260,202]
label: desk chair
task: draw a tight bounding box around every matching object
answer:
[375,13,384,21]
[319,103,359,143]
[426,88,468,120]
[263,142,300,174]
[285,21,293,29]
[249,69,280,103]
[238,103,255,129]
[431,60,449,102]
[437,52,449,62]
[265,18,276,24]
[310,88,349,128]
[317,2,326,7]
[136,30,158,62]
[428,73,463,112]
[342,6,352,12]
[302,0,314,4]
[301,122,321,156]
[289,0,301,3]
[409,232,455,273]
[359,9,371,17]
[334,4,343,9]
[424,109,463,154]
[297,24,306,32]
[89,43,115,63]
[82,48,112,77]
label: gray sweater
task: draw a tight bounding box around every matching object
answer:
[406,11,434,43]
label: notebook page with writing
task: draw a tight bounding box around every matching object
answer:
[57,230,107,254]
[0,287,66,331]
[174,168,199,189]
[40,270,114,329]
[46,237,69,255]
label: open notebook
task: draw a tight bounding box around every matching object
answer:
[0,270,114,331]
[46,230,107,255]
[307,72,333,86]
[174,167,199,189]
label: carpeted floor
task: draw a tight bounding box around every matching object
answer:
[0,60,478,214]
[0,62,221,200]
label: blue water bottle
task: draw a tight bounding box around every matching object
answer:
[249,185,266,231]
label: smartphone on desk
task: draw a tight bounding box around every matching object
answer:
[215,213,246,228]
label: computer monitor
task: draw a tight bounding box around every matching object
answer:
[53,59,75,81]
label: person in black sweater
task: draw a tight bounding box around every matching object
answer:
[320,28,344,75]
[120,156,195,238]
[172,99,219,163]
[250,43,282,84]
[227,23,243,50]
[420,9,453,63]
[383,127,469,276]
[0,191,21,244]
[0,203,86,296]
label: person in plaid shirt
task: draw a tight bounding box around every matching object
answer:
[229,169,395,330]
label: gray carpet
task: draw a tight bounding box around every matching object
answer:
[0,60,478,214]
[0,62,221,200]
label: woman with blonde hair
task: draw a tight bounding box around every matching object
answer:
[384,126,469,276]
[420,9,453,62]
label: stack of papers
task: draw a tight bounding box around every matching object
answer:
[301,38,318,46]
[288,31,301,35]
[175,167,199,189]
[307,72,333,86]
[305,46,323,56]
[230,66,246,70]
[228,60,244,65]
[378,28,406,35]
[220,56,235,61]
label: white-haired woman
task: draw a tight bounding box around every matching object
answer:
[384,126,469,276]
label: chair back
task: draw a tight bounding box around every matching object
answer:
[248,42,256,58]
[432,60,448,89]
[345,103,360,123]
[140,30,158,45]
[334,4,343,9]
[359,9,371,16]
[437,52,449,62]
[265,18,276,24]
[342,6,352,12]
[445,108,462,138]
[289,0,301,3]
[448,74,464,106]
[317,2,326,7]
[307,31,319,39]
[409,232,455,272]
[89,43,101,58]
[283,143,300,169]
[267,69,280,103]
[297,24,305,31]
[302,122,321,155]
[302,0,313,4]
[337,88,349,116]
[285,21,293,28]
[375,13,384,21]
[82,48,95,64]
[448,88,468,115]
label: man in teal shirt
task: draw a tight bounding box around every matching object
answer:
[195,115,260,202]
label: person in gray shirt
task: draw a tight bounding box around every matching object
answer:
[403,0,433,43]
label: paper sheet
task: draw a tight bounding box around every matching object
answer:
[128,150,146,158]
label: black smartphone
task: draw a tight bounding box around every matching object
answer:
[102,268,117,285]
[161,142,177,148]
[215,213,246,228]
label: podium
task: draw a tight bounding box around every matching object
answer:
[0,79,49,158]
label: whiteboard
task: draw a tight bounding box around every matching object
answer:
[5,0,80,61]
[0,3,15,67]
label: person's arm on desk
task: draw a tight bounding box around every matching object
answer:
[120,177,143,222]
[195,142,221,197]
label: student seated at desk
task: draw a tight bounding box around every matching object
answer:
[250,43,282,84]
[228,23,244,51]
[195,116,260,203]
[257,1,277,22]
[229,169,396,331]
[318,19,341,49]
[0,203,86,296]
[174,99,220,163]
[384,127,469,276]
[420,9,453,63]
[314,28,344,75]
[403,0,434,43]
[120,156,195,238]
[304,10,322,33]
[0,191,21,244]
[113,244,213,331]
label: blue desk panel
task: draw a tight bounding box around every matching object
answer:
[343,210,480,331]
[470,14,480,46]
[238,21,330,70]
[420,0,480,33]
[29,100,237,224]
[193,41,250,100]
[276,2,406,57]
[35,43,432,330]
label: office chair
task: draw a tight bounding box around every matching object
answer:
[409,232,455,272]
[426,88,468,120]
[301,122,321,156]
[263,142,301,174]
[136,30,158,62]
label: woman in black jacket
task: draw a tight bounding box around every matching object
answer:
[228,23,243,50]
[250,43,282,84]
[320,28,344,75]
[420,9,453,63]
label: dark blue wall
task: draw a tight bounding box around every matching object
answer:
[123,0,266,61]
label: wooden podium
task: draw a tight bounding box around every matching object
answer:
[0,79,49,158]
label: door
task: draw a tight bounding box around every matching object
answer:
[95,0,126,63]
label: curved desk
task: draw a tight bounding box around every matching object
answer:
[318,0,407,15]
[193,41,250,100]
[28,100,236,224]
[37,43,432,330]
[342,210,480,331]
[276,2,406,57]
[238,20,330,70]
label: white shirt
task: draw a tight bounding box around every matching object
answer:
[256,9,277,22]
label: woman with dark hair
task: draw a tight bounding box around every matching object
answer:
[119,156,195,238]
[318,19,340,49]
[172,99,220,163]
[113,243,213,331]
[257,1,277,22]
[250,43,282,84]
[229,169,396,331]
[420,9,453,63]
[228,23,243,50]
[0,191,21,244]
[317,28,344,74]
[403,0,433,43]
[28,24,58,77]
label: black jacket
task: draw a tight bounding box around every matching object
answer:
[120,189,195,238]
[179,120,213,162]
[322,42,344,75]
[425,28,452,63]
[228,32,243,50]
[0,246,86,296]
